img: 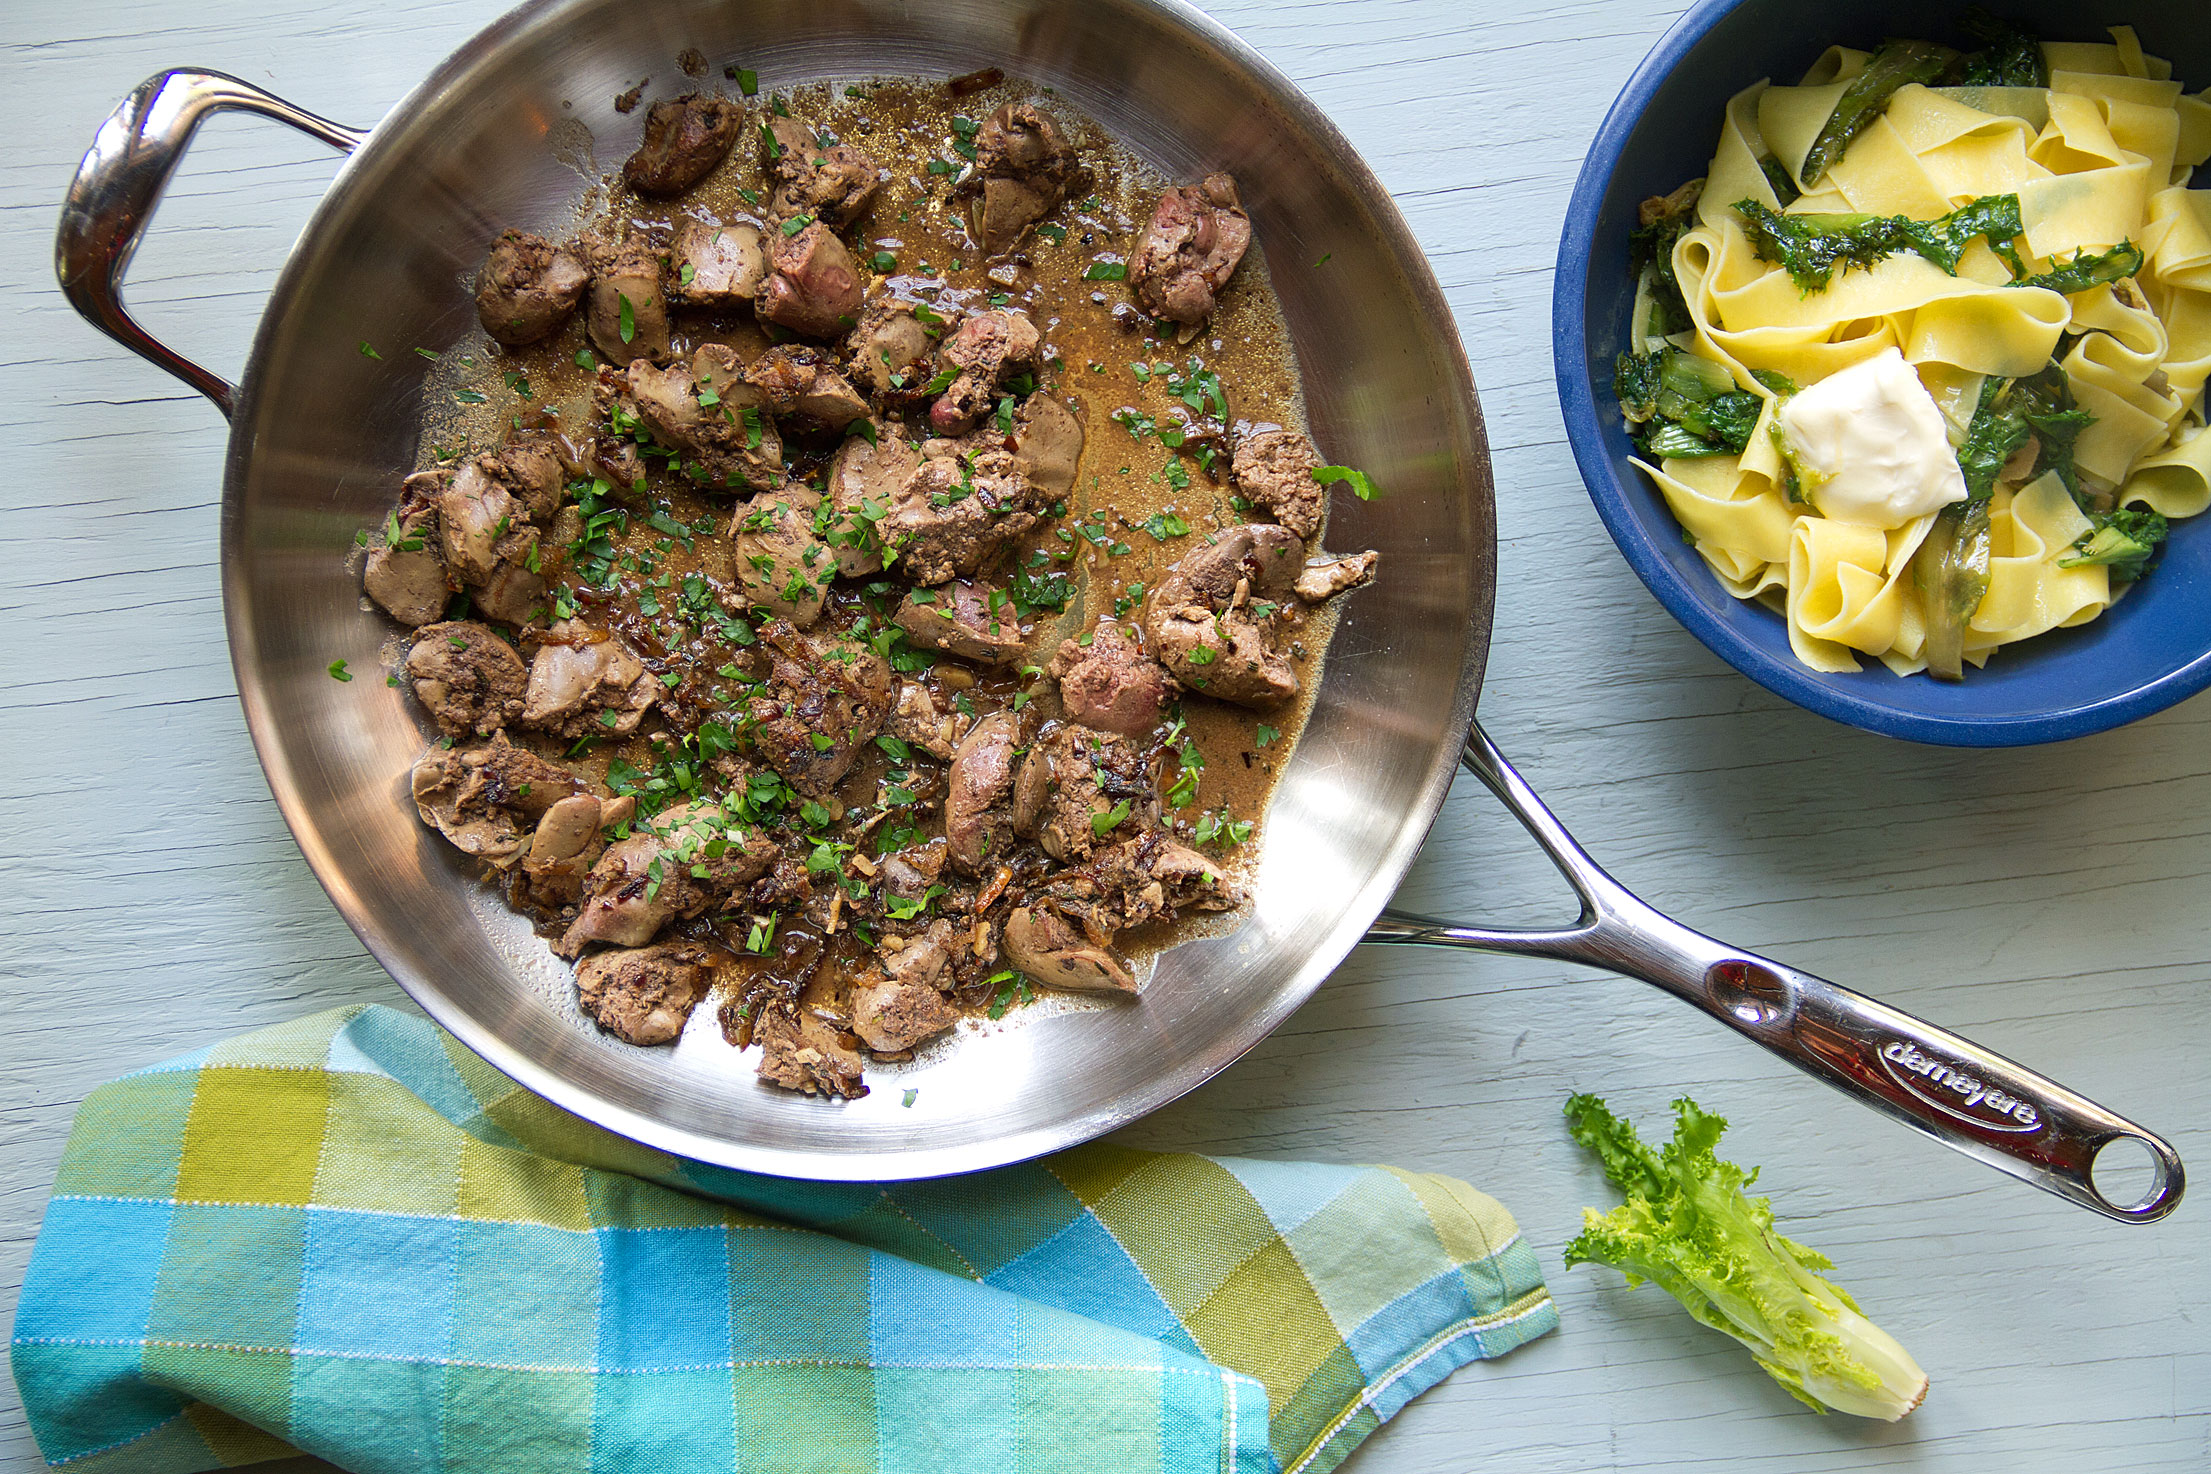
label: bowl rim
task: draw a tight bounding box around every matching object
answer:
[1550,0,2211,748]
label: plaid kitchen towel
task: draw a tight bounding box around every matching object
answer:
[12,1005,1556,1474]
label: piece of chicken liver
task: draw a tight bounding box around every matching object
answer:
[405,621,528,736]
[1049,619,1175,738]
[586,239,672,365]
[519,620,660,739]
[764,115,882,226]
[576,941,716,1045]
[668,220,767,309]
[746,619,895,797]
[1229,425,1325,540]
[623,93,743,195]
[475,230,590,346]
[893,579,1026,667]
[757,220,865,338]
[1130,174,1252,326]
[968,103,1080,256]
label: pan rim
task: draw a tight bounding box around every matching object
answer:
[218,0,1496,1180]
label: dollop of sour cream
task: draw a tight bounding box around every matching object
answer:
[1779,348,1966,529]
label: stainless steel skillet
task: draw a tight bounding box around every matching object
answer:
[57,0,2181,1219]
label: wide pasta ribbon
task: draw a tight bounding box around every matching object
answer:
[1975,476,2112,642]
[1624,26,2211,677]
[1785,516,1933,673]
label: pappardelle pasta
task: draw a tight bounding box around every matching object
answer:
[1618,15,2211,678]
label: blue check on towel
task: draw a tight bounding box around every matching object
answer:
[12,1004,1557,1473]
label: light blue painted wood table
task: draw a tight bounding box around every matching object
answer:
[3,1,2205,1469]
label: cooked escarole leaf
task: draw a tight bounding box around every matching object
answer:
[1563,1095,1928,1420]
[1951,8,2048,88]
[1914,499,1994,681]
[2059,506,2169,582]
[1632,180,1705,338]
[1799,40,1957,188]
[1756,156,1802,208]
[1791,16,2045,190]
[2007,363,2095,502]
[1615,347,1763,458]
[1954,364,2096,506]
[1954,373,2034,502]
[2012,241,2144,295]
[1614,352,1663,422]
[1918,363,2100,678]
[1734,194,2024,294]
[1912,194,2027,274]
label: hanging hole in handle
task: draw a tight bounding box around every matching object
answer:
[2091,1134,2169,1215]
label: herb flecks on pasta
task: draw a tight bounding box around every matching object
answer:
[1620,18,2211,679]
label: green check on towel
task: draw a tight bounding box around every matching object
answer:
[12,1005,1556,1473]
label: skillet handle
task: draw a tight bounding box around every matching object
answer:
[55,69,367,418]
[1366,721,2184,1224]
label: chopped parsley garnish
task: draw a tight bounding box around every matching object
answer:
[1193,808,1253,847]
[617,292,637,344]
[885,884,946,921]
[1083,260,1128,281]
[1010,567,1073,614]
[1112,408,1157,440]
[986,970,1032,1020]
[1312,465,1380,501]
[1165,733,1203,808]
[327,659,352,682]
[358,341,381,360]
[1163,361,1227,420]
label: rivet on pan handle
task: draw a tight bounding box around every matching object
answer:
[55,69,368,419]
[1366,720,2185,1224]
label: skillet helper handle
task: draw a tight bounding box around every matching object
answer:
[55,69,367,418]
[1368,722,2184,1224]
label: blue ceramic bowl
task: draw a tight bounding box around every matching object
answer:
[1554,0,2211,746]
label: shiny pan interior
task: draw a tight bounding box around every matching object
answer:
[225,0,1497,1178]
